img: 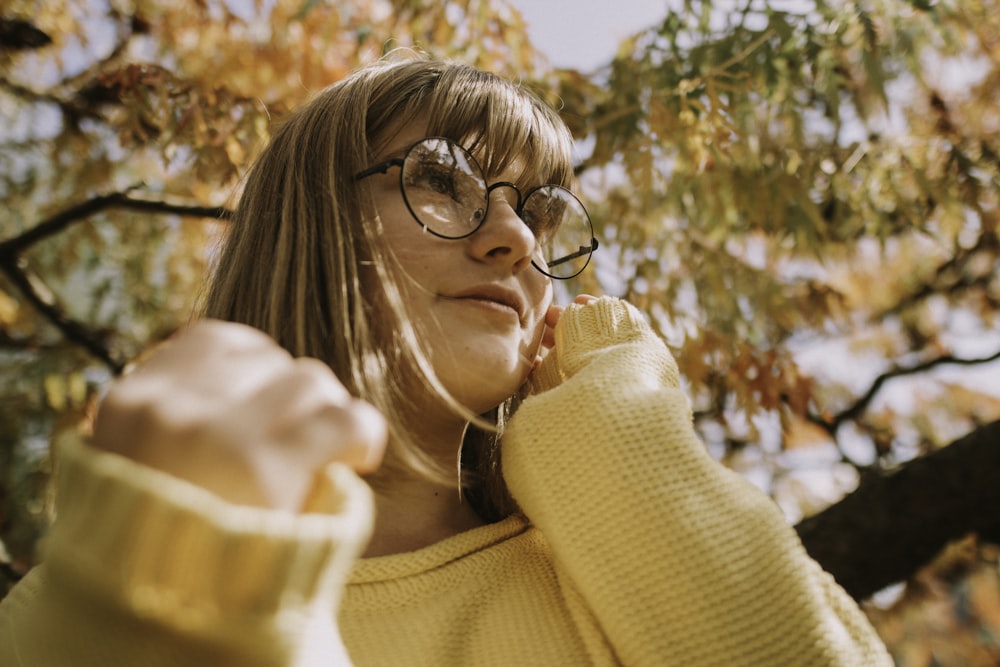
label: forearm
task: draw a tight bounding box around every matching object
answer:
[503,297,890,666]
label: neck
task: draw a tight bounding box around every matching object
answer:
[361,410,486,557]
[362,474,485,557]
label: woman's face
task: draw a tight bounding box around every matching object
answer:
[365,122,554,414]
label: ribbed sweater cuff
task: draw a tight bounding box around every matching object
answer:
[555,296,650,351]
[530,296,678,394]
[44,433,373,635]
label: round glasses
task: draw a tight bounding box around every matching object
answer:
[354,137,598,279]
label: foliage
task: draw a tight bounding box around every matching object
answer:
[1,0,999,663]
[557,0,1000,502]
[0,0,536,574]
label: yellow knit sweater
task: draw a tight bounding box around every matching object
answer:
[0,297,892,666]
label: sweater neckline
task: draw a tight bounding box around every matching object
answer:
[348,513,530,584]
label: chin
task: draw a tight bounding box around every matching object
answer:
[426,329,541,411]
[441,361,530,413]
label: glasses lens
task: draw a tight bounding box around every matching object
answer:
[522,186,596,279]
[401,138,488,239]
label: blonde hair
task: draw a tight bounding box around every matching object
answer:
[204,53,576,520]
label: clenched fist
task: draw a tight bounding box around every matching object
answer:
[92,320,387,512]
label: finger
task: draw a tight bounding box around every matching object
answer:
[544,304,564,330]
[541,324,557,350]
[572,294,600,306]
[125,320,290,386]
[242,358,350,438]
[240,359,385,471]
[316,399,388,474]
[290,357,352,403]
[269,396,387,475]
[540,306,563,350]
[187,319,282,352]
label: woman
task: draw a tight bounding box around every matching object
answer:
[0,55,892,665]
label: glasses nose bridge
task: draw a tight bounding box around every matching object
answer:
[485,180,525,214]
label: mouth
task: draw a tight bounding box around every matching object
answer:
[445,285,526,322]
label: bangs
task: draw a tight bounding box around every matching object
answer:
[419,67,576,188]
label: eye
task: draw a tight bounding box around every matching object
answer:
[426,170,455,197]
[521,197,558,242]
[406,162,459,199]
[520,207,541,234]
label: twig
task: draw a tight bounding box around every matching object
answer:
[0,191,231,258]
[809,347,1000,433]
[0,189,230,373]
[0,258,124,373]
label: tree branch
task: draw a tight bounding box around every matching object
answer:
[869,230,998,324]
[0,18,51,51]
[0,191,231,258]
[0,257,123,373]
[0,190,229,373]
[0,10,132,113]
[809,347,1000,433]
[0,330,52,350]
[797,418,1000,600]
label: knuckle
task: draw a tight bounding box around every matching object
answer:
[291,357,350,399]
[321,399,384,442]
[188,320,287,361]
[318,400,387,464]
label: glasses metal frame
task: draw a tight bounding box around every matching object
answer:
[354,137,598,279]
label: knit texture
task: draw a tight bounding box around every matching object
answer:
[0,297,892,666]
[502,297,891,665]
[0,434,372,667]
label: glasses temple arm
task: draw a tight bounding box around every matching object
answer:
[354,158,405,181]
[546,237,599,268]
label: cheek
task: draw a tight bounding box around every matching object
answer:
[375,229,441,292]
[526,279,554,344]
[376,211,452,277]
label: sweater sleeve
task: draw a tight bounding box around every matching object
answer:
[0,433,373,667]
[502,296,892,666]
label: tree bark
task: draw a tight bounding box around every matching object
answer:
[795,418,1000,600]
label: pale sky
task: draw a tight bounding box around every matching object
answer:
[505,0,665,71]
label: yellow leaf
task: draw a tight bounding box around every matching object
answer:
[225,133,246,166]
[68,372,87,408]
[44,375,66,412]
[0,289,18,325]
[783,413,833,450]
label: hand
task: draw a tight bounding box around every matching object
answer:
[539,294,600,351]
[92,320,387,513]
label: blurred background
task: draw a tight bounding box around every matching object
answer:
[2,1,999,664]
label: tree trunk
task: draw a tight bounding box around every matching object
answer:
[795,418,1000,600]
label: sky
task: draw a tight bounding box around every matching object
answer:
[505,0,665,71]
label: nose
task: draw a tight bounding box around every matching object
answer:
[466,188,538,274]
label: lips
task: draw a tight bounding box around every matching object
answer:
[446,284,526,321]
